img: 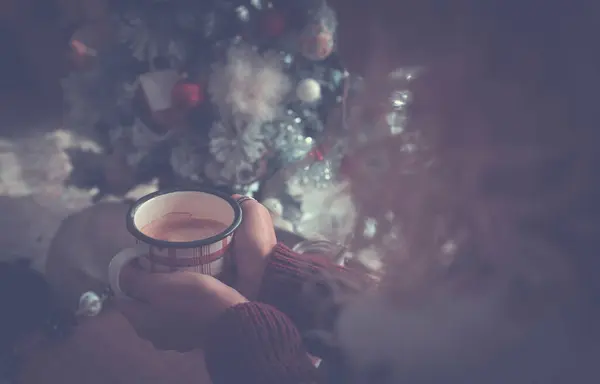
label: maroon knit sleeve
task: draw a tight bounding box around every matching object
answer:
[204,302,320,384]
[258,243,372,334]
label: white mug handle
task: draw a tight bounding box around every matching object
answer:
[108,244,148,299]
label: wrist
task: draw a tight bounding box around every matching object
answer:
[204,302,319,384]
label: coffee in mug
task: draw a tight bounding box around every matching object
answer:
[141,215,228,242]
[108,188,242,298]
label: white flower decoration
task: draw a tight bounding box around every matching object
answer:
[208,44,292,124]
[209,121,266,163]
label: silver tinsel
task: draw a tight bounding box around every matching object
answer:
[287,157,337,192]
[390,89,412,111]
[386,90,412,135]
[263,109,315,164]
[385,68,420,135]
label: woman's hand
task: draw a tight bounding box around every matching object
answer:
[231,195,277,299]
[117,195,275,351]
[118,268,247,352]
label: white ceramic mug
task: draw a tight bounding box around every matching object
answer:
[108,188,242,299]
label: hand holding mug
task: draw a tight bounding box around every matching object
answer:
[231,195,277,299]
[118,269,247,352]
[108,189,243,299]
[109,189,277,351]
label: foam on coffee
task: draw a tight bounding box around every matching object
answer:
[140,213,227,242]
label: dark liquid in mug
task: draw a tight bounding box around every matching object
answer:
[141,214,228,242]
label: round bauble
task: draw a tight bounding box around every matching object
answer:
[299,24,335,61]
[172,82,204,108]
[296,78,322,103]
[77,291,103,317]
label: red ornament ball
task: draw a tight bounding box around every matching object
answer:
[300,24,334,61]
[171,82,204,108]
[262,10,286,37]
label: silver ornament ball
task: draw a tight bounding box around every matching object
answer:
[77,291,103,317]
[296,78,322,103]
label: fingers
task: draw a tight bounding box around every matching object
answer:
[120,265,221,304]
[120,265,189,302]
[232,194,274,229]
[232,194,267,215]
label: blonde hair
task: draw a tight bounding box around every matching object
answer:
[327,3,600,381]
[339,0,600,312]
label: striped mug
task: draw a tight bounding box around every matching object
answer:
[108,188,242,298]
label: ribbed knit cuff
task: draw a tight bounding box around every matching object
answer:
[204,302,319,384]
[258,243,372,333]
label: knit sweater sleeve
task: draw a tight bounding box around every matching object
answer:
[204,302,320,384]
[258,243,372,334]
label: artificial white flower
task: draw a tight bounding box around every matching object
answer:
[209,121,266,163]
[206,120,267,185]
[208,43,292,124]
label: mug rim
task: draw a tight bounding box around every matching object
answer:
[126,187,243,249]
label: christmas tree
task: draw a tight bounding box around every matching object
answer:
[63,0,347,195]
[63,0,415,246]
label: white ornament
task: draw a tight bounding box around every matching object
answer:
[77,291,103,317]
[138,70,180,112]
[296,78,322,103]
[208,44,291,124]
[261,197,284,216]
